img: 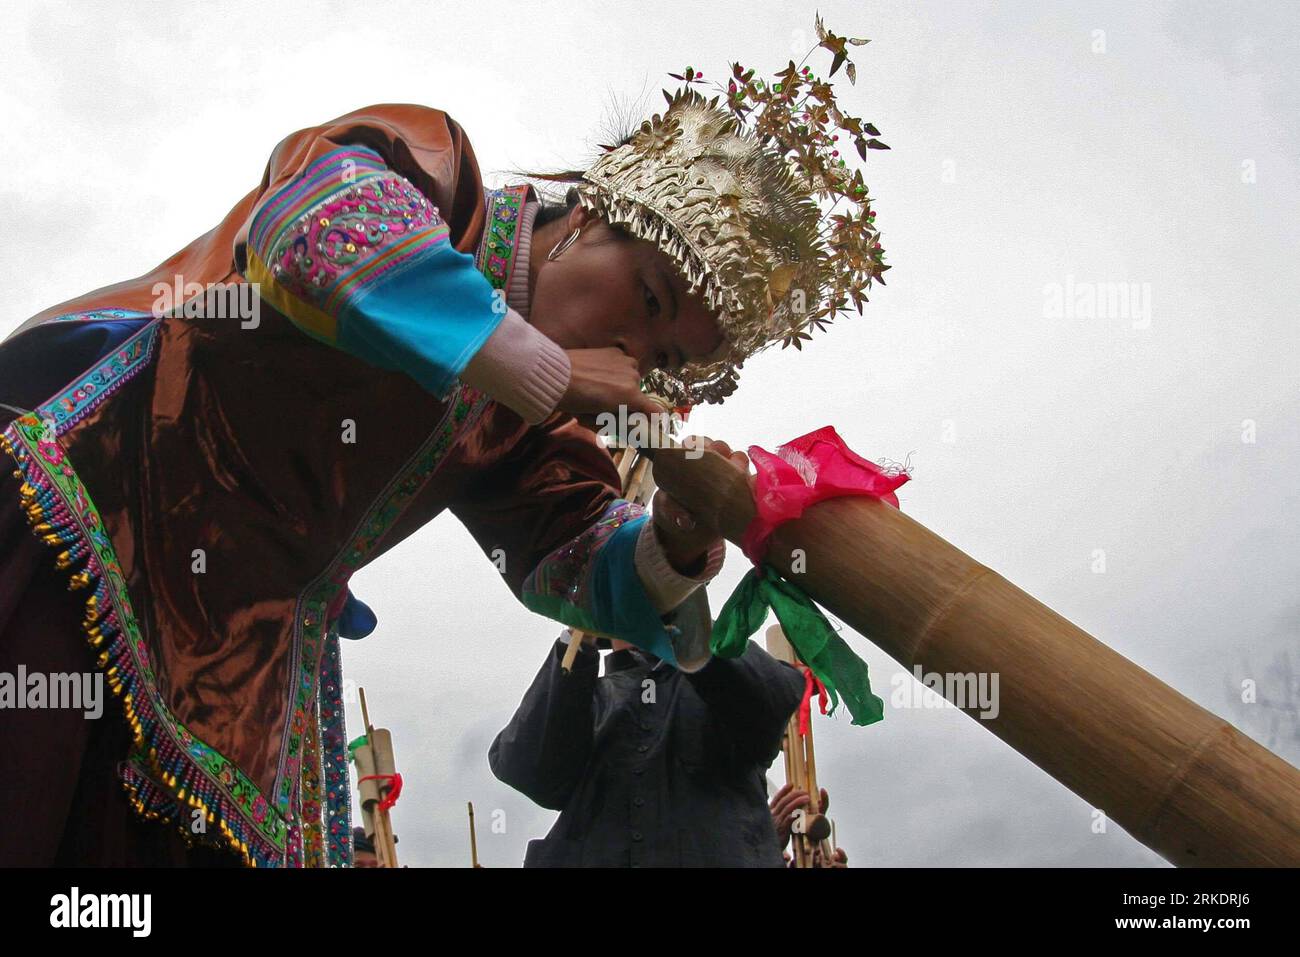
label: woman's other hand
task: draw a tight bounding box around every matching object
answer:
[651,436,750,574]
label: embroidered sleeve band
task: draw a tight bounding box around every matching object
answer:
[519,499,687,665]
[242,146,568,422]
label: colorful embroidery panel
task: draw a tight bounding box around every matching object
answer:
[250,149,448,335]
[50,308,155,323]
[475,185,529,286]
[244,145,511,404]
[521,498,645,619]
[38,320,160,433]
[518,498,682,664]
[319,633,352,867]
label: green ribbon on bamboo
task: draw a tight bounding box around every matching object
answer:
[712,562,884,727]
[346,734,369,763]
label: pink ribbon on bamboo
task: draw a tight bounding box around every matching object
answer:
[738,425,909,565]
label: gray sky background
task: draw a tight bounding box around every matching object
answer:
[2,0,1296,866]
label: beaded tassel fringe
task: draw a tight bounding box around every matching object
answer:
[1,422,282,867]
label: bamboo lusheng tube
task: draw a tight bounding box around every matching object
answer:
[359,689,399,867]
[768,624,828,864]
[646,443,1300,866]
[371,728,396,778]
[369,728,399,868]
[353,743,381,808]
[354,739,396,866]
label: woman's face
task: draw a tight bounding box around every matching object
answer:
[528,205,726,379]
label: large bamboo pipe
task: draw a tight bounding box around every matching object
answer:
[645,444,1300,866]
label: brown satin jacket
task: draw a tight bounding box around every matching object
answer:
[0,104,636,867]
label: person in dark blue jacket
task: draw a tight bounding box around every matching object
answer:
[490,624,804,867]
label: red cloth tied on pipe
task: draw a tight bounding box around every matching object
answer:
[797,664,829,737]
[740,425,909,565]
[359,772,403,812]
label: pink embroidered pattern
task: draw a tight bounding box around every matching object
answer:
[266,172,447,318]
[521,498,647,609]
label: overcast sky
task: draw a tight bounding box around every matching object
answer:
[2,0,1296,867]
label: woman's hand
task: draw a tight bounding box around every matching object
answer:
[651,436,751,574]
[557,347,665,422]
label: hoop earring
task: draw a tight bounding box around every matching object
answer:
[548,228,581,261]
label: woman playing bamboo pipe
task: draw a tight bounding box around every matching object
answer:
[0,25,886,867]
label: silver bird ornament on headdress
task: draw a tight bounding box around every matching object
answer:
[574,16,890,405]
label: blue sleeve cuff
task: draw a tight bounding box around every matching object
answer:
[587,516,680,665]
[336,242,506,399]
